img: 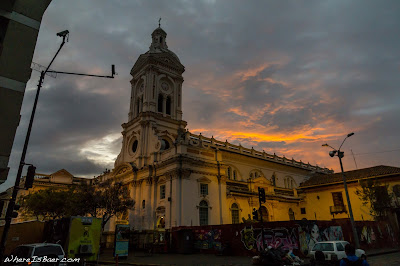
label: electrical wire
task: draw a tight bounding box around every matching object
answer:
[352,148,400,156]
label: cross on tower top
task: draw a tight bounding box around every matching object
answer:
[159,17,161,27]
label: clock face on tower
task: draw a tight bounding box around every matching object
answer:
[161,82,169,92]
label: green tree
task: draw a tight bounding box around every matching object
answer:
[95,179,134,228]
[21,179,134,228]
[355,178,393,218]
[21,188,74,220]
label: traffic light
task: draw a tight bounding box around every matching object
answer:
[252,208,258,220]
[25,165,36,189]
[258,187,266,203]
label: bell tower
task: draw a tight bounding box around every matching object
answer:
[115,24,187,168]
[128,25,185,121]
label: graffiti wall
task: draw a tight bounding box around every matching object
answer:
[355,222,398,248]
[194,228,222,250]
[297,223,343,255]
[240,226,298,252]
[172,219,398,257]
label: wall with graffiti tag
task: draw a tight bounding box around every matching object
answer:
[297,223,343,255]
[240,226,298,252]
[171,219,398,257]
[194,228,222,250]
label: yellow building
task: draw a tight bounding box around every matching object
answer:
[299,165,400,224]
[0,169,92,224]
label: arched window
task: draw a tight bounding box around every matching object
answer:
[231,203,239,224]
[136,98,140,115]
[233,170,237,180]
[284,177,296,189]
[289,208,295,220]
[250,173,253,178]
[259,206,269,222]
[227,167,232,179]
[199,200,208,226]
[166,96,171,115]
[140,96,144,112]
[158,94,163,112]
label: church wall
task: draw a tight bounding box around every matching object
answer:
[104,25,334,236]
[180,177,194,226]
[225,196,249,224]
[221,154,310,189]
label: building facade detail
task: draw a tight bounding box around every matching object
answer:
[98,25,332,232]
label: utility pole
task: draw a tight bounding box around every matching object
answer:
[322,133,360,249]
[258,187,266,252]
[0,30,115,264]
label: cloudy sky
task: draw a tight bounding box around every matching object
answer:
[4,0,400,188]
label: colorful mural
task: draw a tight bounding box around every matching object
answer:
[297,223,343,255]
[240,226,298,251]
[194,229,222,250]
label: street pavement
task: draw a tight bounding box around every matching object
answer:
[97,249,400,266]
[368,252,400,265]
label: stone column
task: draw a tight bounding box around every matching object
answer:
[134,180,141,230]
[145,179,152,230]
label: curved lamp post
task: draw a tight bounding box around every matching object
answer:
[322,133,360,249]
[0,30,115,263]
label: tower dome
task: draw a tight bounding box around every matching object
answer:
[147,25,180,62]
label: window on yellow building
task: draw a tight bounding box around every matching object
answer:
[200,184,208,196]
[199,200,208,225]
[332,192,344,206]
[231,203,239,224]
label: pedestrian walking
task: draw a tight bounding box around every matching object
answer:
[340,244,369,266]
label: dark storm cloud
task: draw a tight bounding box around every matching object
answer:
[3,0,400,189]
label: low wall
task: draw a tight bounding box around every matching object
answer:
[171,219,399,257]
[0,221,45,254]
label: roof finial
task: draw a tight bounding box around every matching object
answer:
[159,17,161,27]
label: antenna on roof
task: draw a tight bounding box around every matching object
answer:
[159,17,161,27]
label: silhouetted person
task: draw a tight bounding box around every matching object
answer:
[340,244,369,266]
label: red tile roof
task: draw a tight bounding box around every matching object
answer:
[300,165,400,188]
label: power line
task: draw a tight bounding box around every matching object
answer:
[352,148,400,156]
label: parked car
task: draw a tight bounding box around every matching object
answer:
[6,243,67,266]
[309,241,366,264]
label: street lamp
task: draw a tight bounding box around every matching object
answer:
[322,132,360,249]
[0,30,116,263]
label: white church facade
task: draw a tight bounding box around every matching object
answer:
[99,25,331,233]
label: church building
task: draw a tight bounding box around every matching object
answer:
[99,25,331,232]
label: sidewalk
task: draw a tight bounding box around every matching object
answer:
[98,249,253,266]
[365,247,400,257]
[97,247,400,266]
